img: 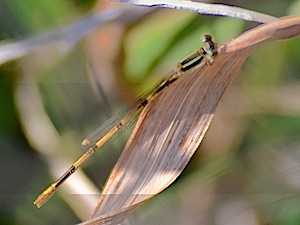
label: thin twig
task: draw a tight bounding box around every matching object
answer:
[114,0,278,23]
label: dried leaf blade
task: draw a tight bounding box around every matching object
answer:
[80,48,253,225]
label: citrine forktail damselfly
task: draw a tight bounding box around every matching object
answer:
[34,34,218,208]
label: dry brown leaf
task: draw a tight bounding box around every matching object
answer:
[220,15,300,53]
[80,16,300,225]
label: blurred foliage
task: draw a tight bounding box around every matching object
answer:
[0,0,299,225]
[0,0,76,38]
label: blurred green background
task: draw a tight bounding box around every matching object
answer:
[0,0,300,224]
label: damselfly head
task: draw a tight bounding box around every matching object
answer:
[201,34,218,64]
[201,34,212,43]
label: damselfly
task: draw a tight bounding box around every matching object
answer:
[34,34,218,208]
